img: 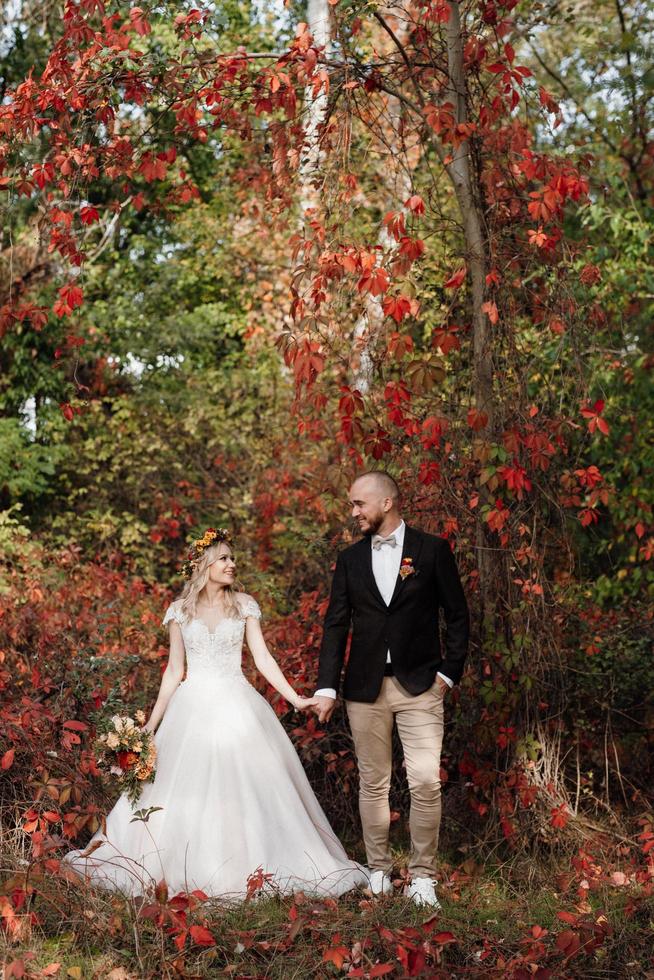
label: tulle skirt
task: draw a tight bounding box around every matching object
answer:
[63,674,368,899]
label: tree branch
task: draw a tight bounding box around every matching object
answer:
[372,10,427,109]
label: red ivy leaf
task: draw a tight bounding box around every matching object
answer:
[358,266,389,296]
[404,194,425,215]
[323,946,350,968]
[79,205,100,224]
[387,332,414,360]
[550,803,569,829]
[63,720,88,731]
[54,282,84,318]
[189,924,216,947]
[467,408,488,431]
[382,294,413,324]
[443,266,466,289]
[129,6,152,36]
[481,300,499,324]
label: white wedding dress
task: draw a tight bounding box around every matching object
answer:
[63,596,367,899]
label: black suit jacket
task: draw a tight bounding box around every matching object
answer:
[317,525,469,702]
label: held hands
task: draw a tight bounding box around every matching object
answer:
[292,696,319,713]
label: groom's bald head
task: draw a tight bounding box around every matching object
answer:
[349,471,401,536]
[352,471,400,504]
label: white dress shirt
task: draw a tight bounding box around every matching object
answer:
[316,520,453,699]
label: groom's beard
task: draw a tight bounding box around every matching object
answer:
[357,513,384,537]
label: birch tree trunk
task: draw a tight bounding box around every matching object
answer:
[298,0,332,216]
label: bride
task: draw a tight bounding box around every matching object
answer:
[63,528,368,899]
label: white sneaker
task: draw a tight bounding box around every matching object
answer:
[368,869,393,896]
[405,876,442,909]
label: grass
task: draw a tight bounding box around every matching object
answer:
[2,833,654,979]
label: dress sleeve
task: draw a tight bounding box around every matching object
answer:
[162,602,184,627]
[239,595,261,620]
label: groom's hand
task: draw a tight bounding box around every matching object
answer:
[437,677,449,698]
[313,695,336,723]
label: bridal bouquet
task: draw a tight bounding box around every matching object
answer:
[94,710,157,808]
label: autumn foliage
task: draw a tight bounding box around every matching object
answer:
[1,0,653,974]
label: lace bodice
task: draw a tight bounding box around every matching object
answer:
[162,595,261,680]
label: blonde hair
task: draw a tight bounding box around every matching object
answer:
[177,541,242,622]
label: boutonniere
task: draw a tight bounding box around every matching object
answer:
[399,557,418,580]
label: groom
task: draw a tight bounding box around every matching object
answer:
[314,471,469,907]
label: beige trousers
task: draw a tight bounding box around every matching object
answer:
[346,676,445,879]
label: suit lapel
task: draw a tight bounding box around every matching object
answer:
[388,524,423,606]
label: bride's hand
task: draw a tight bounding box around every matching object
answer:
[292,696,318,712]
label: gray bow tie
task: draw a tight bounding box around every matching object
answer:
[372,533,397,550]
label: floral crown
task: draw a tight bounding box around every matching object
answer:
[181,527,233,578]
